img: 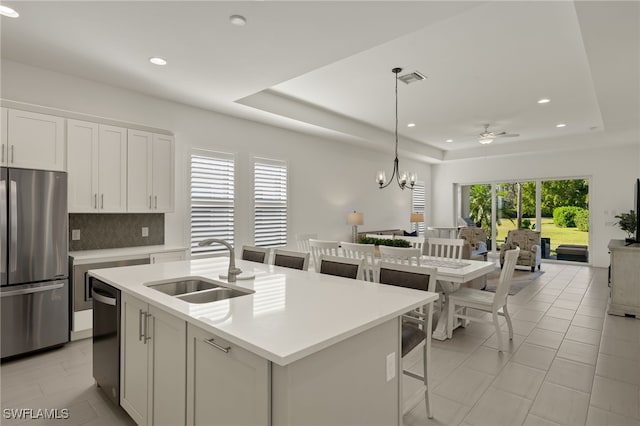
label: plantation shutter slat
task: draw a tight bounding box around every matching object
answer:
[254,159,287,248]
[412,182,426,234]
[190,152,234,255]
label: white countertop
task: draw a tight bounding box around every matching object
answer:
[70,245,188,264]
[89,257,438,366]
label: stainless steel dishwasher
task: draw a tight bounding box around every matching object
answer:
[91,278,121,406]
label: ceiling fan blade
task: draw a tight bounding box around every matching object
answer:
[498,133,520,138]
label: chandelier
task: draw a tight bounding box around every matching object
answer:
[376,67,417,190]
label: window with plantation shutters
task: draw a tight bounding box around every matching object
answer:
[254,158,287,248]
[412,182,425,235]
[190,150,235,256]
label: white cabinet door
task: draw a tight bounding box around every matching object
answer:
[1,108,7,166]
[151,134,174,212]
[7,109,65,171]
[121,294,187,426]
[98,125,127,212]
[149,305,187,426]
[121,293,150,426]
[186,324,270,426]
[150,250,187,264]
[127,130,175,212]
[127,129,153,212]
[67,120,99,212]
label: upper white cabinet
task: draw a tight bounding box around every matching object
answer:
[7,109,65,171]
[67,120,127,212]
[127,130,175,213]
[1,108,7,166]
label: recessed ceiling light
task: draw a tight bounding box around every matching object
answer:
[407,123,416,128]
[537,98,551,104]
[556,123,567,128]
[0,5,19,18]
[446,139,453,143]
[230,14,247,26]
[149,57,167,66]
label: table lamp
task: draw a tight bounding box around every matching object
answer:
[347,211,364,243]
[410,212,424,234]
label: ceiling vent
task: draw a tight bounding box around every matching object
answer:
[398,71,426,85]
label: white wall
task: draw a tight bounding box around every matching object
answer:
[431,144,640,267]
[1,60,431,250]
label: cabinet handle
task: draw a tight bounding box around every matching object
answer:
[154,195,158,209]
[94,194,97,209]
[149,195,152,209]
[10,145,14,163]
[204,338,230,353]
[144,312,152,343]
[101,194,104,209]
[138,309,145,341]
[1,144,4,163]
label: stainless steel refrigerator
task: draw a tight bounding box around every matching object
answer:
[1,167,69,358]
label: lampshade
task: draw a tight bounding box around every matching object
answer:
[410,213,424,223]
[347,211,364,226]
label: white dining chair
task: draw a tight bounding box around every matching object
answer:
[272,249,310,271]
[317,254,364,280]
[447,248,519,352]
[375,262,437,419]
[308,239,339,271]
[426,238,464,260]
[339,241,376,282]
[378,246,421,266]
[295,233,317,253]
[395,235,426,253]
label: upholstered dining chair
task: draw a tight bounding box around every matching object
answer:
[339,241,376,282]
[273,249,309,271]
[317,254,363,280]
[375,262,438,419]
[378,246,422,266]
[447,248,519,352]
[241,245,270,264]
[308,239,339,271]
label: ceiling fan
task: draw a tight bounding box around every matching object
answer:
[478,124,519,144]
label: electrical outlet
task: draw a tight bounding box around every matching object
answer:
[386,352,396,382]
[142,227,149,237]
[72,229,81,241]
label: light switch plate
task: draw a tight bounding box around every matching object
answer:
[72,229,81,241]
[142,227,149,237]
[386,352,396,382]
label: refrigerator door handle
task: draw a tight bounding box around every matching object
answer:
[0,175,5,277]
[9,180,17,272]
[1,282,65,298]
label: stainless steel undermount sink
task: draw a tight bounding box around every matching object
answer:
[145,278,254,303]
[147,279,219,296]
[177,287,252,304]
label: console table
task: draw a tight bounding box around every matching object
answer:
[608,239,640,318]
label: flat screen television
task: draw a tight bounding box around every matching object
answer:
[635,178,640,243]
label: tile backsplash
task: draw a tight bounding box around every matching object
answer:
[69,213,164,251]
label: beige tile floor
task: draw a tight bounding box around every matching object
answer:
[1,262,639,425]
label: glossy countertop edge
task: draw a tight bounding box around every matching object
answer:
[88,258,438,366]
[69,245,189,263]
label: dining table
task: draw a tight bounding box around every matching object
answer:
[416,255,496,340]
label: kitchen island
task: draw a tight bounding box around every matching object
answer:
[89,256,438,426]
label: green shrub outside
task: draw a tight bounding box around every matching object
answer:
[358,237,412,247]
[553,206,587,228]
[575,209,589,232]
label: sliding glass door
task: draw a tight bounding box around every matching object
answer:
[458,178,589,262]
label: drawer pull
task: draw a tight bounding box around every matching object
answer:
[204,338,230,353]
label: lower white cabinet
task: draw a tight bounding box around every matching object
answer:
[121,294,187,426]
[186,324,270,426]
[608,239,640,317]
